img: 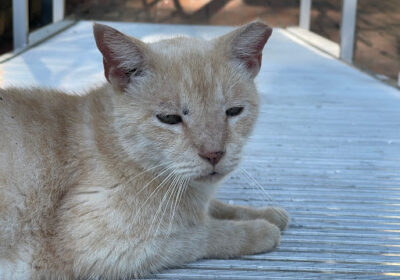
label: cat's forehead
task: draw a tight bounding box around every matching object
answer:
[148,37,237,103]
[149,37,224,73]
[149,37,213,56]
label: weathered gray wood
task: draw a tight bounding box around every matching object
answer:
[1,21,400,279]
[247,251,400,264]
[151,269,400,280]
[182,259,400,273]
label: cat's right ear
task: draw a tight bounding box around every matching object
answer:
[93,23,149,92]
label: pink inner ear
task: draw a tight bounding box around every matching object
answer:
[242,52,263,74]
[244,57,258,71]
[103,58,129,90]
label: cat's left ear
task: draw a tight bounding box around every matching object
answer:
[93,23,150,92]
[217,21,272,78]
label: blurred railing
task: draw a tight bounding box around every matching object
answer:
[299,0,357,63]
[12,0,72,50]
[297,0,399,87]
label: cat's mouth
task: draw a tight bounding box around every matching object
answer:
[194,171,224,182]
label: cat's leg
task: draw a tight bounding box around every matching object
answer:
[70,218,281,279]
[138,217,280,276]
[208,199,289,230]
[203,218,281,258]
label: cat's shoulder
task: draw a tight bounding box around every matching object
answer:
[0,87,87,129]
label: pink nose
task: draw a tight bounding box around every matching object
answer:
[199,151,224,166]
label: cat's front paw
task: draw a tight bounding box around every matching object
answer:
[251,219,281,253]
[261,207,289,231]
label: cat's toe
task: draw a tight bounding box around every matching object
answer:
[262,207,289,231]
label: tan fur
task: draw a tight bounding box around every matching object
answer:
[0,22,289,279]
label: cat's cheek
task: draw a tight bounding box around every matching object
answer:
[154,123,183,135]
[231,113,257,139]
[227,114,252,136]
[221,143,243,169]
[227,116,241,126]
[145,124,183,146]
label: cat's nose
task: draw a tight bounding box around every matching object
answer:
[198,151,225,166]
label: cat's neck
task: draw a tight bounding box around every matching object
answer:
[85,84,142,182]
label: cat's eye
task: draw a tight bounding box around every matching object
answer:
[156,114,182,125]
[226,107,243,117]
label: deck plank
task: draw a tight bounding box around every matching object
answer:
[1,21,400,279]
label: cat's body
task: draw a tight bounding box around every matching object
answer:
[0,22,288,279]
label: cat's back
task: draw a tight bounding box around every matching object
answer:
[0,87,84,178]
[0,87,82,139]
[0,87,85,256]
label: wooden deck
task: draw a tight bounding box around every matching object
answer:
[1,21,400,279]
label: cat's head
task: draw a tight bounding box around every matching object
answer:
[93,22,272,183]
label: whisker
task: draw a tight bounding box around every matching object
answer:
[131,166,177,225]
[134,165,174,197]
[240,168,274,202]
[166,176,183,235]
[117,162,169,189]
[150,172,181,231]
[173,163,198,170]
[108,163,175,223]
[144,177,176,242]
[176,170,197,178]
[152,174,181,238]
[168,177,188,235]
[177,167,197,174]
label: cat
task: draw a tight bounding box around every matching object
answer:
[0,21,289,279]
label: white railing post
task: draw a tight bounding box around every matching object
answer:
[299,0,312,30]
[340,0,358,63]
[398,72,400,88]
[53,0,65,23]
[12,0,29,49]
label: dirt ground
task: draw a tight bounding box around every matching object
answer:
[309,0,399,84]
[66,0,299,27]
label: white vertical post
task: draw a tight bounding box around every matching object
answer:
[340,0,358,63]
[12,0,29,49]
[398,72,400,88]
[299,0,312,30]
[53,0,65,23]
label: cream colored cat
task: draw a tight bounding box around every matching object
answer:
[0,21,289,279]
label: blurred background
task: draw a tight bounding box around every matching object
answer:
[0,0,399,86]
